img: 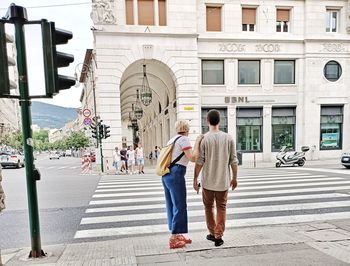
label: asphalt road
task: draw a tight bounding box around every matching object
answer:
[1,157,350,250]
[0,154,100,249]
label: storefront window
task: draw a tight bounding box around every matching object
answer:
[202,60,224,85]
[320,106,343,150]
[238,60,260,84]
[201,108,227,134]
[236,108,262,152]
[272,107,296,151]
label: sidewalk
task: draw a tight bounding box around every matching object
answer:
[3,219,350,265]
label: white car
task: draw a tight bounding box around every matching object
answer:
[341,150,350,169]
[49,152,60,160]
[0,151,25,168]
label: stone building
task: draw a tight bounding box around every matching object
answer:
[0,34,20,140]
[88,0,350,163]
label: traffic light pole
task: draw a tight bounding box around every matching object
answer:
[11,6,44,258]
[99,133,104,173]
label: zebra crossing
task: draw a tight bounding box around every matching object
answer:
[74,168,350,240]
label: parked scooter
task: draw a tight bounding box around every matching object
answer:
[275,146,310,167]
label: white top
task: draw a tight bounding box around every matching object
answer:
[136,147,144,159]
[127,150,136,161]
[167,135,191,167]
[113,150,121,162]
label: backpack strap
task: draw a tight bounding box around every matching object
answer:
[169,136,185,168]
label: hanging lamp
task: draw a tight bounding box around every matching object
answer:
[140,64,152,106]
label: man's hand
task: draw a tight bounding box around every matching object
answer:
[230,178,237,191]
[193,178,200,194]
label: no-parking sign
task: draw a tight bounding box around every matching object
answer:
[83,117,92,126]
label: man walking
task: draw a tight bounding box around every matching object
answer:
[193,109,238,247]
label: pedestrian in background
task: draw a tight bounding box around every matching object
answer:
[127,145,136,175]
[194,109,238,247]
[113,147,121,174]
[120,146,128,174]
[162,120,203,249]
[135,143,145,174]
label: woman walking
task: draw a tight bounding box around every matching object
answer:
[162,120,202,249]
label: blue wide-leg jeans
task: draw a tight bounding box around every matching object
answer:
[162,164,188,234]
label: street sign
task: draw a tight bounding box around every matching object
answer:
[83,117,92,126]
[83,108,91,117]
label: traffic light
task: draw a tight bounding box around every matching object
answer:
[103,124,111,139]
[98,123,104,139]
[0,22,17,97]
[91,124,97,139]
[41,20,75,97]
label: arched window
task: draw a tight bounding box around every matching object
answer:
[324,61,342,82]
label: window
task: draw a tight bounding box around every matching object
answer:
[326,9,339,32]
[272,108,296,152]
[242,8,256,31]
[126,0,134,25]
[236,108,263,152]
[276,9,290,32]
[138,0,154,25]
[324,61,342,81]
[206,6,222,31]
[202,60,224,85]
[274,60,295,84]
[126,0,167,26]
[201,108,227,134]
[238,60,260,84]
[320,106,343,150]
[158,0,166,26]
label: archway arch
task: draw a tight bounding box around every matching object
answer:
[119,59,177,156]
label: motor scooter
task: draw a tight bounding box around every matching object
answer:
[275,146,310,167]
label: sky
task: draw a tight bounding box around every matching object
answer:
[0,0,93,108]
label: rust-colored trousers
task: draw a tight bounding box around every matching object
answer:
[202,188,228,238]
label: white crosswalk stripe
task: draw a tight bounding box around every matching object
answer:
[74,169,350,240]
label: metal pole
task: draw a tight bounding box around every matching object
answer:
[11,5,44,258]
[99,132,104,173]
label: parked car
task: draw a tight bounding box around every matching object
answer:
[49,151,60,160]
[341,150,350,169]
[0,151,25,168]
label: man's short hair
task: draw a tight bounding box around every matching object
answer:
[207,110,220,126]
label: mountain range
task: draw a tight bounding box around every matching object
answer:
[31,102,78,129]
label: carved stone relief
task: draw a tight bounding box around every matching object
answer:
[320,43,348,52]
[91,0,116,24]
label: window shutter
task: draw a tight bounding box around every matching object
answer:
[206,6,222,31]
[277,9,289,22]
[138,0,155,25]
[126,0,134,25]
[242,8,256,24]
[158,0,166,26]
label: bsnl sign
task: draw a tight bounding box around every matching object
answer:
[224,96,249,104]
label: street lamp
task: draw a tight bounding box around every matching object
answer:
[140,64,152,106]
[134,89,143,120]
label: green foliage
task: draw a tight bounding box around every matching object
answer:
[52,131,89,150]
[3,130,23,151]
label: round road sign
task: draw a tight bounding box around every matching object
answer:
[83,109,92,117]
[83,117,92,126]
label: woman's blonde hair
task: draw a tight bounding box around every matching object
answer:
[175,120,190,134]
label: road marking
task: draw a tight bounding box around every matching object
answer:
[89,184,350,205]
[92,180,350,198]
[85,193,348,213]
[81,200,350,225]
[75,212,350,239]
[294,167,350,175]
[96,177,338,192]
[97,174,322,187]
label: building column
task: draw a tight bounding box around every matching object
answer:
[263,105,272,161]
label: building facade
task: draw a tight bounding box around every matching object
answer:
[0,34,20,140]
[90,0,350,163]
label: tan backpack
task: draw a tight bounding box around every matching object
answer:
[156,136,185,176]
